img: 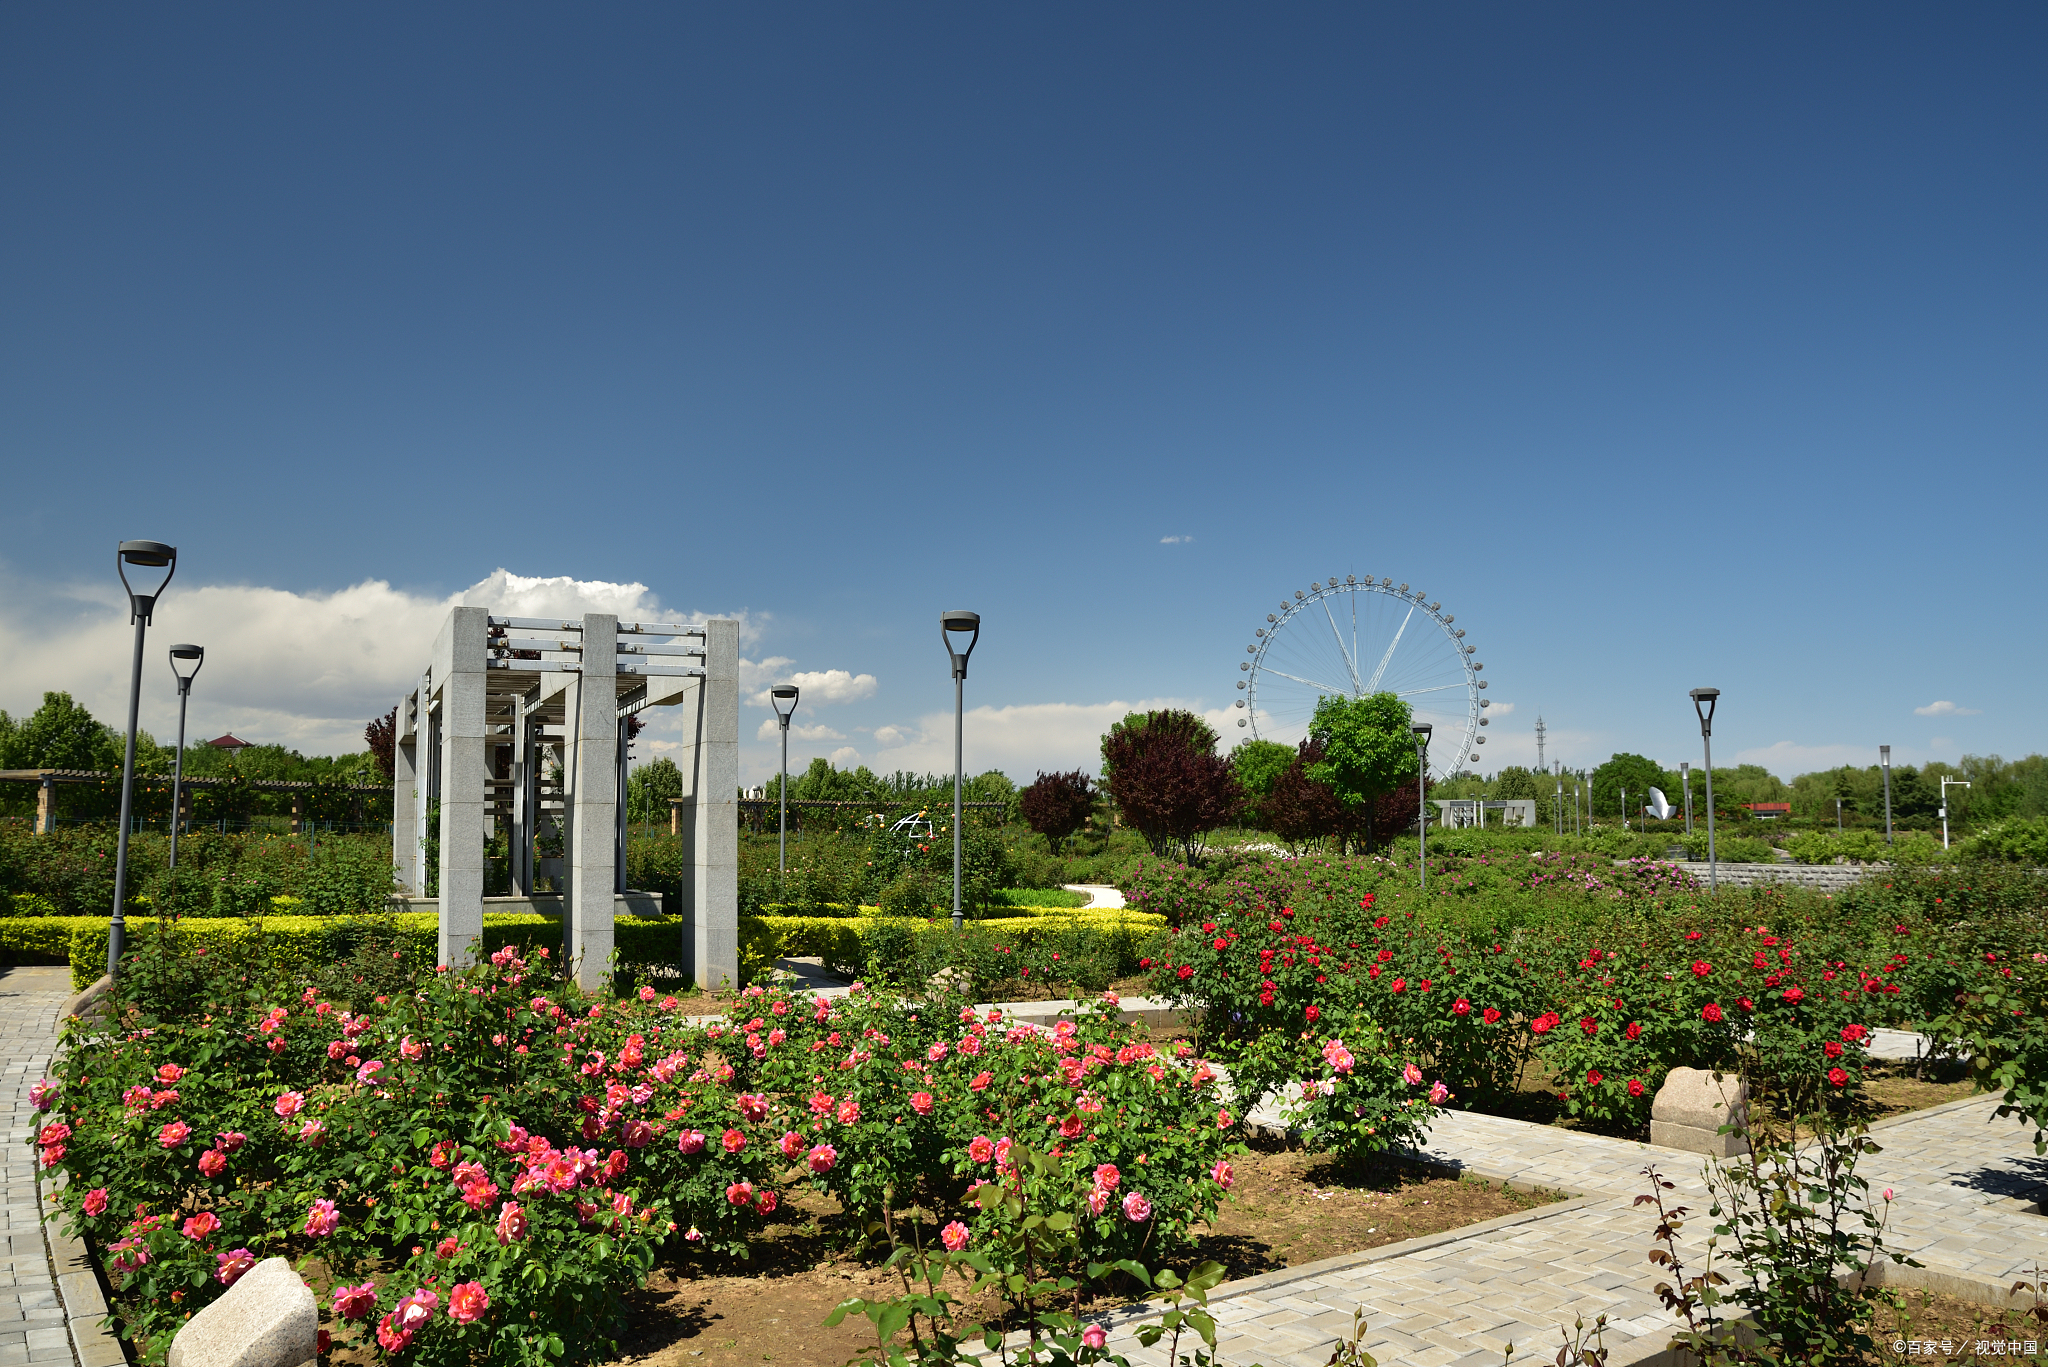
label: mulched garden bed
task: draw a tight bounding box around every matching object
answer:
[602,1140,1564,1367]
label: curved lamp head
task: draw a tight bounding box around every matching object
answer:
[941,610,980,680]
[1689,687,1720,737]
[169,643,204,692]
[769,684,799,728]
[1880,744,1891,768]
[1411,722,1432,744]
[117,540,178,625]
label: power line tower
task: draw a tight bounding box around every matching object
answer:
[1535,715,1547,773]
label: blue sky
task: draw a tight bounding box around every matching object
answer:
[2,5,2042,787]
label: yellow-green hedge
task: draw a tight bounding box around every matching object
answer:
[29,914,699,992]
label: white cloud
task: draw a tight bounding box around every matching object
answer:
[1732,741,1881,779]
[0,567,751,756]
[864,697,1209,778]
[754,718,847,743]
[745,668,877,709]
[1913,700,1981,717]
[829,746,864,768]
[1485,701,1516,716]
[738,656,795,692]
[1160,535,1194,544]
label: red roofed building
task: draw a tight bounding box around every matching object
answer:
[206,733,253,753]
[1742,802,1791,820]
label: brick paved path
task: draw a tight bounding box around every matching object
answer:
[0,966,78,1367]
[1070,1095,2048,1367]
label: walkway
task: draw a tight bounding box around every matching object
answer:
[1,966,79,1367]
[1075,1095,2048,1366]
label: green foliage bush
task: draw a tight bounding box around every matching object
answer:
[38,941,1237,1367]
[0,823,395,916]
[1123,846,2048,1134]
[1676,830,1780,863]
[1958,817,2048,865]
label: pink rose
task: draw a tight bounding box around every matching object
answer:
[436,1237,460,1259]
[273,1091,305,1119]
[298,1119,327,1146]
[1082,1325,1108,1351]
[198,1149,227,1178]
[182,1211,221,1240]
[721,1128,746,1154]
[1428,1081,1450,1105]
[304,1199,340,1237]
[836,1099,861,1124]
[216,1249,256,1285]
[725,1181,754,1206]
[156,1063,185,1084]
[1402,1063,1423,1086]
[158,1120,192,1148]
[780,1130,805,1160]
[1121,1191,1152,1222]
[82,1188,109,1218]
[967,1135,995,1164]
[678,1129,706,1155]
[910,1091,934,1116]
[448,1281,489,1324]
[333,1280,379,1322]
[807,1144,837,1174]
[940,1220,970,1251]
[30,1079,58,1110]
[495,1201,528,1244]
[1093,1163,1120,1192]
[1209,1159,1234,1189]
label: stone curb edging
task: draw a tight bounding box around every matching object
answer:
[37,1004,130,1367]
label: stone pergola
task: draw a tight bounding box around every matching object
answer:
[391,607,738,990]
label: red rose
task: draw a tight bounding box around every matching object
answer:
[1624,1021,1641,1040]
[1579,1017,1598,1037]
[1691,960,1712,977]
[1586,1070,1603,1086]
[1782,987,1805,1004]
[1452,998,1471,1017]
[1702,1004,1724,1023]
[1627,1079,1645,1098]
[1304,1005,1320,1023]
[1482,1007,1501,1025]
[1827,1067,1849,1086]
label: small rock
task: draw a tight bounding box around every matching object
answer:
[166,1257,317,1367]
[1650,1066,1750,1158]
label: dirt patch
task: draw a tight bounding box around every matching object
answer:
[1871,1285,2048,1362]
[1862,1060,1980,1122]
[605,1144,1564,1367]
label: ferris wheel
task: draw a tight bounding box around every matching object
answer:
[1233,575,1487,776]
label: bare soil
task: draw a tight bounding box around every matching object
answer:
[605,1142,1563,1367]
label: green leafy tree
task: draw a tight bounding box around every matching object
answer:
[1590,752,1669,819]
[627,757,685,827]
[8,692,126,771]
[1228,739,1295,827]
[1304,692,1416,848]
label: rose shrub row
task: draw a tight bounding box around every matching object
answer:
[38,934,1246,1367]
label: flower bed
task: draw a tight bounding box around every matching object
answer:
[1127,850,2048,1134]
[34,921,1325,1367]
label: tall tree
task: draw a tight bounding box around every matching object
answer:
[13,692,122,771]
[365,707,397,780]
[1019,770,1094,855]
[1590,753,1669,819]
[1304,692,1417,850]
[1100,710,1239,862]
[1228,739,1296,829]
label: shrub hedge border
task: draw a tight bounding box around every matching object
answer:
[2,907,1166,992]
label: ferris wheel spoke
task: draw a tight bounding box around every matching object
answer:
[1394,682,1466,697]
[1363,606,1413,692]
[1321,600,1361,693]
[1259,666,1350,695]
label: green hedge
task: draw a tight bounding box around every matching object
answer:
[745,908,1168,979]
[15,907,1166,993]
